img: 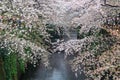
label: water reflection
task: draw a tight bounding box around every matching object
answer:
[21,53,77,80]
[48,69,66,80]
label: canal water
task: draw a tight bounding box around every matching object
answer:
[20,28,84,80]
[20,53,77,80]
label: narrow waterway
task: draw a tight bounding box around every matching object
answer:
[20,53,77,80]
[20,28,81,80]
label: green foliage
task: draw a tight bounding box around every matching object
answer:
[78,27,109,39]
[46,23,56,28]
[0,47,25,80]
[18,58,25,73]
[0,29,6,35]
[89,41,99,50]
[95,29,109,37]
[24,46,32,55]
[28,30,44,46]
[46,23,61,42]
[2,50,17,80]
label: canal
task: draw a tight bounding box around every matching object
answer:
[20,28,84,80]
